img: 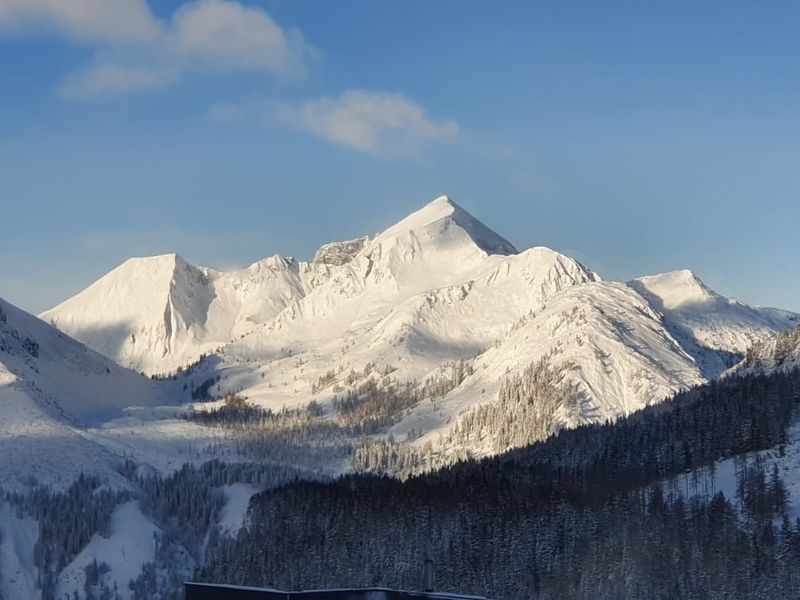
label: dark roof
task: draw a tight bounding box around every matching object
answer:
[185,582,489,600]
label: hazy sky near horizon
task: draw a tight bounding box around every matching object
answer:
[1,1,799,314]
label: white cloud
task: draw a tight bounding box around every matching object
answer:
[172,1,306,74]
[59,62,178,99]
[0,0,162,44]
[285,90,459,157]
[0,0,311,98]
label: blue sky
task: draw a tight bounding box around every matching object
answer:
[1,1,799,314]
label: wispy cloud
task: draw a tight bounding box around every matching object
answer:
[0,0,162,45]
[0,0,312,99]
[206,100,250,124]
[60,62,179,98]
[281,90,459,157]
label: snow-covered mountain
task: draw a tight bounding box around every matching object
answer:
[38,195,800,458]
[6,195,800,599]
[39,253,336,375]
[629,270,798,377]
[41,196,520,376]
[0,296,176,489]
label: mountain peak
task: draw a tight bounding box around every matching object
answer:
[630,269,719,310]
[429,193,456,207]
[121,252,194,271]
[374,195,517,256]
[123,252,179,264]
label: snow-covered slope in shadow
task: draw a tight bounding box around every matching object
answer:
[0,297,219,490]
[1,297,167,424]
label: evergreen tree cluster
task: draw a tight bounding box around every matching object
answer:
[333,379,420,434]
[132,459,320,599]
[5,474,127,599]
[188,396,352,465]
[418,359,475,399]
[138,464,225,555]
[442,357,578,454]
[83,559,115,600]
[0,458,319,600]
[746,324,800,368]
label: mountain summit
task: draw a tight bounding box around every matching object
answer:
[374,195,518,256]
[40,196,518,374]
[631,269,719,310]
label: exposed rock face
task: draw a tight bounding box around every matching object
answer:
[314,236,369,266]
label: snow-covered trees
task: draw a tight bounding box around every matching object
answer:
[5,475,126,599]
[774,326,800,366]
[311,369,337,394]
[442,357,578,454]
[189,397,351,466]
[333,378,419,434]
[83,559,113,600]
[744,325,800,370]
[419,359,475,399]
[351,358,578,476]
[0,457,321,600]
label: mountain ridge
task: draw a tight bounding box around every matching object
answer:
[35,195,800,459]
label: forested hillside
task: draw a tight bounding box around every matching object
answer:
[200,368,800,599]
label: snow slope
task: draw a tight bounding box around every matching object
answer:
[1,296,169,424]
[0,296,172,488]
[629,270,798,377]
[0,372,123,490]
[218,483,259,536]
[0,297,224,489]
[0,501,39,600]
[0,298,235,596]
[40,253,335,375]
[55,501,160,600]
[390,281,706,457]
